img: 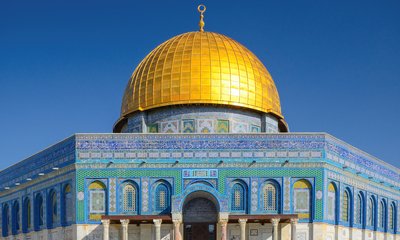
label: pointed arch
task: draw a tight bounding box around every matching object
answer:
[62,184,73,224]
[12,200,20,234]
[367,196,376,227]
[176,183,228,212]
[182,191,219,223]
[22,197,31,232]
[232,183,245,211]
[34,193,44,230]
[262,180,280,213]
[48,189,58,228]
[380,199,387,230]
[293,179,312,219]
[341,189,351,222]
[230,180,247,212]
[327,182,338,223]
[154,181,171,214]
[355,192,364,225]
[88,180,107,220]
[389,202,396,231]
[2,203,10,237]
[121,181,139,213]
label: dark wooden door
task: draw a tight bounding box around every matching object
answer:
[184,223,216,240]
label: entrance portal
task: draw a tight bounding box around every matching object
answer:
[183,196,218,240]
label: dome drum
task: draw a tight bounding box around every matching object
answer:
[114,105,287,134]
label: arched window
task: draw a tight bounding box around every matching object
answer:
[23,198,31,232]
[63,184,73,224]
[2,204,10,237]
[389,202,395,230]
[155,183,170,213]
[231,183,246,212]
[293,179,312,219]
[355,192,364,225]
[379,200,386,229]
[341,190,350,222]
[367,197,375,227]
[327,183,336,221]
[123,184,137,213]
[12,201,20,234]
[89,181,107,220]
[263,183,277,212]
[35,194,44,230]
[48,190,58,227]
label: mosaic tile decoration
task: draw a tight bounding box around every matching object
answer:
[284,177,291,212]
[74,167,326,222]
[116,178,140,214]
[161,120,179,133]
[326,136,399,183]
[251,179,258,212]
[182,169,218,178]
[1,132,399,229]
[233,121,248,133]
[141,178,149,213]
[265,123,278,133]
[125,113,144,133]
[172,182,229,213]
[198,119,214,133]
[182,119,195,133]
[0,136,75,191]
[73,133,399,187]
[218,168,323,219]
[77,171,179,221]
[108,178,116,212]
[183,179,217,189]
[327,171,398,201]
[76,134,326,151]
[148,123,158,133]
[217,120,229,133]
[124,105,267,134]
[251,125,261,133]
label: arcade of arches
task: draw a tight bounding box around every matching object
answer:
[101,191,298,240]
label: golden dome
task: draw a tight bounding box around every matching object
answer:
[118,31,284,125]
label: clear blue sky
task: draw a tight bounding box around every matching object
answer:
[0,0,399,169]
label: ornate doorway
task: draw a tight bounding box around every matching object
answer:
[183,195,218,240]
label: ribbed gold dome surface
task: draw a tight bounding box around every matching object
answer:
[120,31,283,120]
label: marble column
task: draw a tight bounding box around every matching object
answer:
[219,220,228,240]
[271,218,280,240]
[290,218,298,240]
[239,219,247,240]
[153,219,162,240]
[120,219,130,240]
[101,219,110,240]
[219,212,229,240]
[172,213,183,240]
[172,219,182,240]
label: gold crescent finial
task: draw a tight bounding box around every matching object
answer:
[197,4,206,32]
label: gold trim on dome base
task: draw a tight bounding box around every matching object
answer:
[118,31,284,125]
